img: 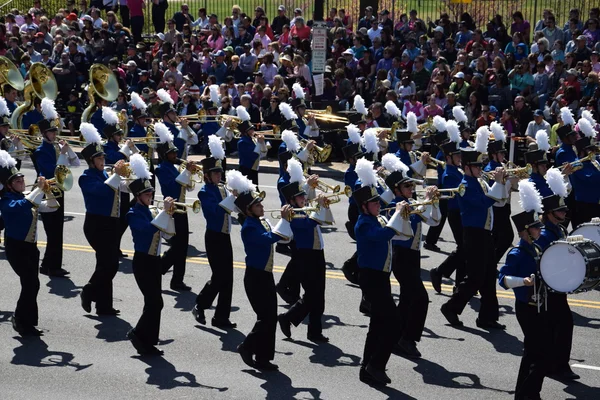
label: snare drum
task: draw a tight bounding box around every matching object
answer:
[571,218,600,245]
[540,239,600,293]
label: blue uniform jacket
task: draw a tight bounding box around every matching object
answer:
[345,165,358,206]
[355,213,396,272]
[435,150,444,186]
[165,121,187,159]
[155,161,186,202]
[570,161,600,203]
[127,202,161,256]
[389,196,422,249]
[78,168,120,217]
[241,216,282,271]
[129,124,149,154]
[21,109,44,129]
[91,108,107,138]
[458,175,496,230]
[277,173,290,206]
[459,139,471,149]
[498,239,540,303]
[103,140,126,165]
[278,141,288,177]
[7,100,17,114]
[237,135,260,170]
[442,164,463,210]
[535,219,566,251]
[34,140,57,178]
[296,117,308,140]
[201,121,220,142]
[483,159,502,185]
[529,172,552,197]
[290,211,323,250]
[199,183,231,234]
[554,143,576,167]
[395,148,415,177]
[0,191,38,242]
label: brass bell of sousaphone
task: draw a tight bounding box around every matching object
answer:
[81,63,119,123]
[0,56,25,95]
[10,63,57,129]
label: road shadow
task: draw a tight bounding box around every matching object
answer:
[0,310,13,322]
[162,289,197,312]
[84,315,133,343]
[453,325,523,356]
[499,304,516,316]
[45,277,82,299]
[118,257,133,275]
[288,339,361,368]
[132,355,228,392]
[322,314,367,330]
[187,245,206,258]
[195,324,246,353]
[243,369,323,399]
[562,379,598,399]
[63,215,75,224]
[572,309,600,330]
[421,327,465,342]
[11,336,92,371]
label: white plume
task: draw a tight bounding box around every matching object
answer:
[385,101,402,118]
[154,122,173,143]
[209,85,220,105]
[356,158,378,187]
[362,128,379,154]
[80,122,103,145]
[236,105,250,121]
[226,169,255,194]
[0,149,16,168]
[381,153,409,174]
[535,131,551,152]
[41,98,58,120]
[208,135,225,160]
[102,106,119,126]
[577,118,595,138]
[346,124,361,144]
[474,126,490,153]
[287,158,304,184]
[157,88,174,104]
[279,102,297,120]
[518,180,543,214]
[292,83,305,99]
[452,105,468,123]
[281,130,300,153]
[0,96,9,117]
[490,121,506,142]
[353,95,367,115]
[130,92,147,111]
[433,115,447,132]
[546,167,568,198]
[560,107,575,126]
[129,153,151,179]
[582,110,597,126]
[407,112,418,133]
[446,120,461,143]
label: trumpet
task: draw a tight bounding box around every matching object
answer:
[484,164,532,180]
[265,206,320,220]
[177,159,203,174]
[417,117,434,135]
[299,139,332,163]
[418,184,466,199]
[304,172,340,193]
[309,187,352,206]
[154,199,201,214]
[557,152,596,172]
[376,121,401,142]
[306,106,349,124]
[234,127,281,140]
[414,151,446,169]
[380,198,439,219]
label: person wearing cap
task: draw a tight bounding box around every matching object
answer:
[441,148,509,329]
[569,135,600,226]
[271,5,290,36]
[137,70,157,93]
[358,6,375,31]
[449,71,470,105]
[525,110,551,143]
[574,34,592,63]
[33,31,51,54]
[129,106,155,180]
[290,8,303,28]
[207,50,228,85]
[159,97,196,160]
[290,16,310,41]
[0,150,55,336]
[126,160,174,356]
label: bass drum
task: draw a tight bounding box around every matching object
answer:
[571,218,600,245]
[540,239,600,293]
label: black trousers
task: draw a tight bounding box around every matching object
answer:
[132,252,164,347]
[40,194,64,271]
[118,192,130,249]
[425,198,448,245]
[573,201,600,229]
[6,237,40,328]
[130,16,144,43]
[514,301,550,400]
[162,212,188,285]
[392,246,428,342]
[119,5,130,27]
[445,228,499,322]
[243,267,277,362]
[563,190,577,230]
[492,204,514,265]
[239,166,259,189]
[547,292,574,373]
[346,202,359,240]
[196,231,234,320]
[437,209,466,284]
[83,214,120,311]
[284,249,326,336]
[152,3,167,34]
[277,240,300,301]
[359,268,396,370]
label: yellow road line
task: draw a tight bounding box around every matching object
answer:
[37,242,600,310]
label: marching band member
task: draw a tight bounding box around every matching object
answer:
[236,105,267,187]
[157,88,198,160]
[230,170,292,371]
[277,159,330,343]
[452,106,474,149]
[498,181,549,400]
[34,99,80,277]
[126,154,173,356]
[90,95,109,137]
[128,95,156,188]
[277,102,300,175]
[0,96,24,169]
[527,131,554,197]
[353,158,409,385]
[78,123,127,315]
[0,150,54,336]
[291,83,319,141]
[384,158,440,359]
[394,128,429,179]
[21,97,44,130]
[193,136,237,329]
[197,101,220,155]
[570,124,600,225]
[342,124,364,241]
[440,127,510,329]
[154,122,194,291]
[383,100,402,154]
[277,129,311,203]
[554,108,578,227]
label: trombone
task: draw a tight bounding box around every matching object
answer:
[415,150,446,169]
[306,106,349,124]
[304,172,340,193]
[154,199,201,214]
[264,206,320,220]
[483,164,532,180]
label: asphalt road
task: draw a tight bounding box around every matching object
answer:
[0,160,598,400]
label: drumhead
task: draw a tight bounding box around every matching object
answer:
[540,242,587,293]
[572,224,600,245]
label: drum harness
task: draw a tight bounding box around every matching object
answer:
[517,242,548,313]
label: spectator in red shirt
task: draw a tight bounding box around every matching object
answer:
[290,17,311,41]
[128,0,145,44]
[465,29,488,53]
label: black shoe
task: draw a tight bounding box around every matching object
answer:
[80,289,92,313]
[395,338,422,359]
[430,268,442,293]
[441,303,463,327]
[341,265,359,285]
[22,326,44,336]
[212,318,237,329]
[11,316,21,333]
[359,366,375,384]
[307,333,330,343]
[11,316,41,336]
[237,343,255,368]
[476,318,506,330]
[548,367,580,381]
[119,251,128,258]
[170,282,192,291]
[423,243,441,252]
[40,267,70,277]
[365,364,391,385]
[254,360,279,371]
[275,284,298,305]
[359,297,371,316]
[278,313,292,338]
[192,305,206,325]
[127,329,149,355]
[276,243,292,256]
[145,346,164,356]
[97,308,121,316]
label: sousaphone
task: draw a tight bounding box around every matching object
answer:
[10,62,57,129]
[81,63,119,123]
[0,55,25,95]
